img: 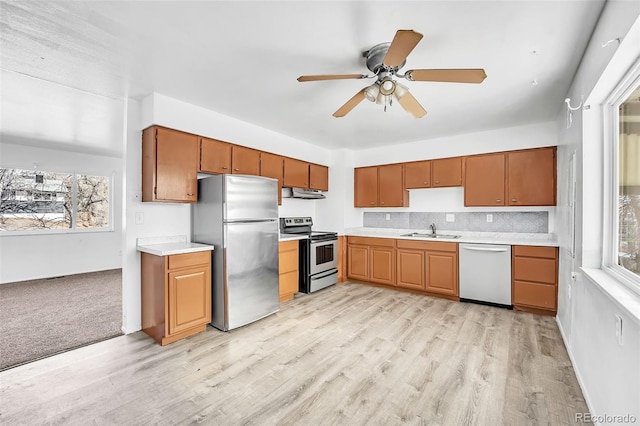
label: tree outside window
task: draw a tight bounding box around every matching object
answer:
[0,168,110,232]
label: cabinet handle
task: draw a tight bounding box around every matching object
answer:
[380,201,385,205]
[234,168,240,171]
[187,193,194,196]
[423,181,429,185]
[222,166,228,170]
[496,199,501,203]
[435,180,440,184]
[511,198,517,202]
[370,202,375,205]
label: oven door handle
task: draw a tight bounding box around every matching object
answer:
[310,269,338,280]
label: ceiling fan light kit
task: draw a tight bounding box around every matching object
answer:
[297,29,487,118]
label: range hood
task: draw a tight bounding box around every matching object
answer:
[282,187,326,199]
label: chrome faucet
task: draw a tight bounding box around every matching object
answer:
[430,223,437,236]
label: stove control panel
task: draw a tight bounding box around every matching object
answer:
[282,217,313,227]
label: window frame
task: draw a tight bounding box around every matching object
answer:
[0,168,114,236]
[603,58,640,294]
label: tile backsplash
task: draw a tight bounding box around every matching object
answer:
[363,211,549,233]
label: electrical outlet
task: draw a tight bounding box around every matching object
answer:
[615,315,623,345]
[486,214,493,223]
[445,213,455,222]
[135,212,144,225]
[571,272,578,280]
[385,213,391,220]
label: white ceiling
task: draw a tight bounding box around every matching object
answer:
[0,1,605,155]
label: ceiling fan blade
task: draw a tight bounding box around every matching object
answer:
[406,69,487,83]
[397,92,427,118]
[297,74,367,82]
[333,89,366,118]
[383,30,424,68]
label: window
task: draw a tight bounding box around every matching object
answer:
[617,85,640,279]
[0,168,111,233]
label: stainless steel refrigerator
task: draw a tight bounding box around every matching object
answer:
[192,174,279,331]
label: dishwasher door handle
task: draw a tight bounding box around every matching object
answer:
[461,246,509,252]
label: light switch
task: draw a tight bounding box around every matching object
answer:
[135,212,144,225]
[445,213,455,222]
[486,214,493,223]
[385,213,391,220]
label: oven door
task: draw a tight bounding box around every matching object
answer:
[309,239,338,275]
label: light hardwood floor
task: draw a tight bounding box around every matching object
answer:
[0,282,589,425]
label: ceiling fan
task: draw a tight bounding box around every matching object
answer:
[297,29,487,118]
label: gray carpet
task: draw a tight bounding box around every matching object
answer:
[0,269,123,371]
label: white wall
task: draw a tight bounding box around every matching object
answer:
[555,2,640,422]
[0,140,123,283]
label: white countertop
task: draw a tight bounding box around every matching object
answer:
[344,227,559,247]
[136,236,214,256]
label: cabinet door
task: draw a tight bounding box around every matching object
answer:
[283,158,310,188]
[231,146,260,175]
[404,161,431,189]
[155,127,198,202]
[507,147,556,206]
[396,249,425,290]
[168,266,211,336]
[370,246,395,285]
[260,152,284,205]
[432,157,463,187]
[425,251,458,296]
[347,245,369,281]
[200,137,232,174]
[378,164,408,207]
[354,167,379,207]
[309,164,329,191]
[464,153,506,206]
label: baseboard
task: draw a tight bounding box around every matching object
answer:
[555,316,598,425]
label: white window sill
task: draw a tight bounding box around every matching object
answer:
[581,267,640,326]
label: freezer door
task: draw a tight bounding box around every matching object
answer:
[224,175,278,221]
[224,220,279,330]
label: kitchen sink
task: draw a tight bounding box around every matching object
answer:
[401,233,461,239]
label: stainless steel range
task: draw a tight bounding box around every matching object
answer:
[280,217,338,293]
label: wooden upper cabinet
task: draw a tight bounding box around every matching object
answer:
[507,147,556,206]
[260,152,284,205]
[142,126,198,203]
[231,145,260,175]
[354,167,379,207]
[199,137,231,174]
[464,153,506,206]
[283,157,310,188]
[378,164,408,207]
[309,164,329,191]
[404,160,431,189]
[432,157,463,187]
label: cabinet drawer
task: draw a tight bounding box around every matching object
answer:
[279,247,299,274]
[280,270,299,295]
[513,280,556,310]
[348,236,395,247]
[513,245,557,259]
[513,257,556,284]
[279,240,298,252]
[168,251,211,270]
[396,239,457,252]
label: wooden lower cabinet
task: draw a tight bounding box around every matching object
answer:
[348,237,458,299]
[279,240,299,302]
[396,249,425,290]
[141,251,212,345]
[425,251,458,296]
[347,242,370,281]
[370,245,396,286]
[512,245,558,315]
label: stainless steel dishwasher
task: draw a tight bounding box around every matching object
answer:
[459,243,512,308]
